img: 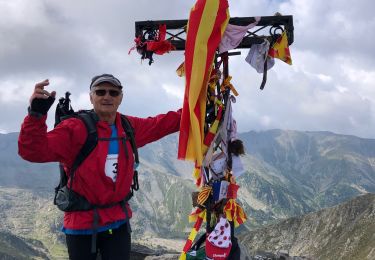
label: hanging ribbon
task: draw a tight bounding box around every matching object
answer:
[146,24,175,55]
[202,104,224,154]
[208,71,220,102]
[176,62,185,77]
[192,165,202,186]
[179,208,207,260]
[220,76,238,96]
[224,199,247,227]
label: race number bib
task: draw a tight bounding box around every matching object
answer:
[105,154,119,182]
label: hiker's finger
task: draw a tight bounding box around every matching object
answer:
[34,79,49,90]
[30,79,55,104]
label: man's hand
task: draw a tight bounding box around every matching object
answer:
[29,79,56,115]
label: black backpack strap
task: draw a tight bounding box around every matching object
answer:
[67,110,99,189]
[120,115,139,164]
[120,115,139,192]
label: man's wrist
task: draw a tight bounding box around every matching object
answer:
[28,106,43,118]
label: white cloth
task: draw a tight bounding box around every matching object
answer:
[105,154,119,182]
[215,181,229,201]
[231,155,245,178]
[219,17,261,53]
[245,39,275,73]
[207,217,232,248]
[203,97,235,168]
[226,97,237,142]
[210,152,227,175]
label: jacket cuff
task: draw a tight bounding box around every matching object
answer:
[27,106,44,118]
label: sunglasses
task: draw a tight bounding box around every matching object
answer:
[93,89,122,97]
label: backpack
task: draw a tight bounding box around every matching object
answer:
[53,92,139,212]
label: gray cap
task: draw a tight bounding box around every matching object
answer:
[90,74,122,89]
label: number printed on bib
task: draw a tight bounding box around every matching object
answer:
[105,154,119,182]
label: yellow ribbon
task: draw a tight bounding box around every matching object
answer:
[179,209,206,260]
[208,72,220,102]
[192,167,201,182]
[220,76,238,96]
[188,208,207,223]
[176,62,185,77]
[202,103,223,155]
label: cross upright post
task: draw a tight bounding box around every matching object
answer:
[133,14,294,258]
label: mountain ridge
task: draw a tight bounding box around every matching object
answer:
[1,129,374,258]
[240,193,375,260]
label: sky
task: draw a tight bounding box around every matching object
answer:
[0,0,374,139]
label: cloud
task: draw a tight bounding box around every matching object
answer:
[279,0,375,67]
[0,0,374,139]
[162,83,184,100]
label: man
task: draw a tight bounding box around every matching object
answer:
[18,74,181,259]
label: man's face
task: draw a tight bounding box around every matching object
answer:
[90,82,123,117]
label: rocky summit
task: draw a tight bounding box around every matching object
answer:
[240,193,375,260]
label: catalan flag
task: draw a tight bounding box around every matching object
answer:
[179,208,206,260]
[224,199,247,227]
[178,0,230,167]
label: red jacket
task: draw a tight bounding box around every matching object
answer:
[18,110,181,230]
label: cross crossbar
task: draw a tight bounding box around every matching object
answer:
[135,15,294,51]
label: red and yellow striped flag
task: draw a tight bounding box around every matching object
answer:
[179,208,206,260]
[268,31,292,65]
[178,0,230,167]
[224,199,247,227]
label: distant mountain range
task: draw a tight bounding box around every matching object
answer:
[237,130,375,228]
[0,129,374,258]
[139,129,375,229]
